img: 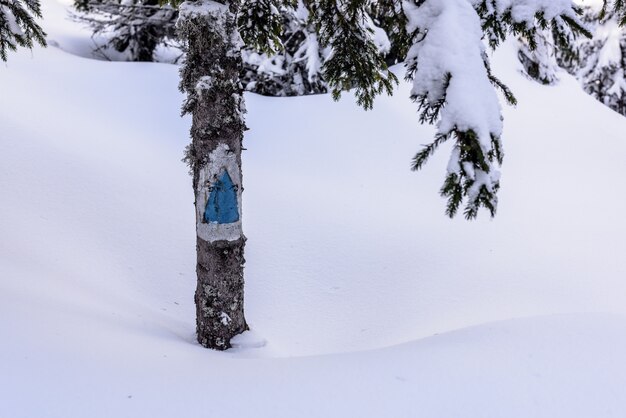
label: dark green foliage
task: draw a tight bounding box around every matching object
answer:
[603,0,626,25]
[404,0,597,218]
[551,17,581,71]
[560,6,626,116]
[408,71,450,125]
[239,5,327,96]
[240,0,411,98]
[369,0,411,65]
[413,130,503,219]
[311,0,397,109]
[159,0,182,8]
[473,0,591,50]
[517,29,561,86]
[72,0,177,62]
[238,0,294,55]
[0,0,46,62]
[406,53,507,218]
[412,130,502,219]
[486,58,517,105]
[411,131,449,172]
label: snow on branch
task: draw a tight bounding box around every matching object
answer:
[238,0,288,55]
[470,0,591,49]
[405,0,503,219]
[601,0,626,26]
[404,0,592,218]
[312,0,398,109]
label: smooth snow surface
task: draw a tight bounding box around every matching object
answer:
[2,1,626,416]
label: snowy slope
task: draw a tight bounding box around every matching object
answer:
[2,0,626,416]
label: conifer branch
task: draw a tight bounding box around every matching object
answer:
[0,0,47,61]
[238,0,292,55]
[311,0,398,110]
[411,132,451,171]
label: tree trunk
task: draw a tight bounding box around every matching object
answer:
[178,0,248,350]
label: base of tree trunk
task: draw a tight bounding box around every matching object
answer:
[195,236,248,350]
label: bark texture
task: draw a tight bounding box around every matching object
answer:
[178,0,248,350]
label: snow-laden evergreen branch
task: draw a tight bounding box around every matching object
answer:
[405,0,503,219]
[559,6,626,115]
[471,0,590,49]
[0,0,46,61]
[311,0,398,109]
[238,0,293,54]
[370,0,410,65]
[73,0,177,62]
[239,0,327,96]
[518,29,560,85]
[583,13,626,114]
[603,0,626,25]
[405,0,590,218]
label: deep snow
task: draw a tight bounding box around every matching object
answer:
[2,0,626,416]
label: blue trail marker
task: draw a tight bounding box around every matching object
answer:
[204,171,239,224]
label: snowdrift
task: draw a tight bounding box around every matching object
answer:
[1,0,626,416]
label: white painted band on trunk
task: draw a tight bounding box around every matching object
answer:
[196,143,243,243]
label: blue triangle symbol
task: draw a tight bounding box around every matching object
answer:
[204,171,239,224]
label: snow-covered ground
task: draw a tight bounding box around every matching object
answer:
[2,1,626,416]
